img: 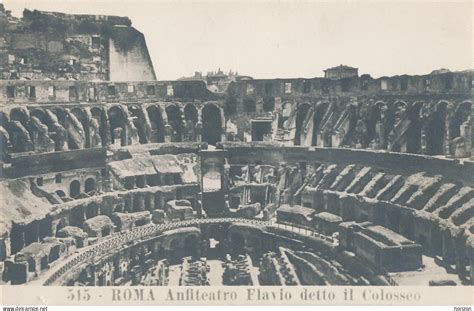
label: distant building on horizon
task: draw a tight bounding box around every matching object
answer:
[179,68,252,93]
[324,65,358,80]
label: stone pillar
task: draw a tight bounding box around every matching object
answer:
[141,105,152,143]
[196,108,203,142]
[164,124,172,143]
[444,110,454,156]
[51,219,62,237]
[461,120,471,157]
[220,107,227,142]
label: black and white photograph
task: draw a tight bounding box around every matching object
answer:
[0,0,472,307]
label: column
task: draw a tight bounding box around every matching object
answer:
[196,108,203,142]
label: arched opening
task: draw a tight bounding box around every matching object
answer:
[84,177,96,193]
[406,102,423,154]
[70,180,81,198]
[165,105,183,142]
[52,108,80,150]
[311,101,330,146]
[294,103,311,145]
[146,105,165,143]
[30,109,50,129]
[55,190,66,198]
[9,107,29,126]
[90,107,108,147]
[107,106,128,146]
[449,101,471,141]
[128,105,148,144]
[202,104,223,145]
[71,108,91,148]
[426,102,448,155]
[388,101,410,152]
[366,102,386,148]
[184,104,198,141]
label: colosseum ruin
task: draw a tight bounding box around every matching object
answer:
[0,5,472,287]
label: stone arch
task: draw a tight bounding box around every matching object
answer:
[70,180,81,198]
[449,101,471,140]
[30,109,49,127]
[165,104,183,142]
[52,108,85,150]
[6,120,33,153]
[202,103,223,145]
[84,177,96,193]
[365,101,387,147]
[184,103,198,141]
[90,107,108,147]
[294,103,311,145]
[127,105,148,144]
[425,101,450,155]
[9,107,29,126]
[406,101,424,153]
[71,108,91,148]
[146,105,165,143]
[107,105,128,146]
[312,101,330,146]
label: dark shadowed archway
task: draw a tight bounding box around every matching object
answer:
[406,102,423,154]
[202,104,223,145]
[84,177,96,193]
[165,105,183,142]
[450,101,471,140]
[71,108,91,148]
[184,104,198,141]
[70,180,81,198]
[146,105,165,143]
[107,106,128,146]
[90,107,108,147]
[426,102,449,155]
[128,105,148,144]
[312,101,330,146]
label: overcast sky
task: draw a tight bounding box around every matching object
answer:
[3,0,473,80]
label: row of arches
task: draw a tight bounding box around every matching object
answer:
[283,99,472,156]
[54,177,96,199]
[0,102,225,157]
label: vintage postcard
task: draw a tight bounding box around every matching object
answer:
[0,0,472,307]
